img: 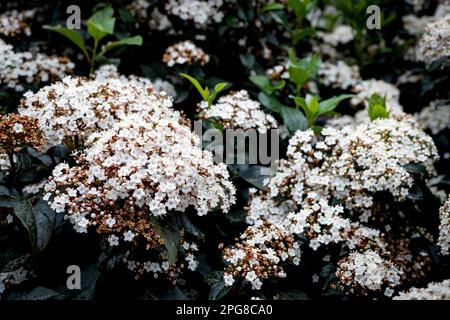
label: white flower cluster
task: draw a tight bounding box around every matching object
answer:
[394,279,450,300]
[318,60,361,90]
[438,195,450,255]
[265,63,289,80]
[406,0,427,12]
[278,118,437,212]
[418,14,450,63]
[0,267,29,297]
[199,90,278,133]
[18,74,174,150]
[351,79,401,109]
[162,41,210,67]
[401,4,450,62]
[223,221,301,290]
[224,117,438,293]
[336,250,403,296]
[165,0,224,28]
[44,113,235,222]
[0,39,74,91]
[417,100,450,134]
[0,9,36,37]
[22,180,46,196]
[317,25,355,47]
[403,15,437,37]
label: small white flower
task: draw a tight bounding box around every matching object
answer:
[123,230,135,242]
[6,214,14,224]
[108,235,119,246]
[312,274,320,283]
[384,287,395,297]
[12,123,24,133]
[224,274,235,286]
[106,217,116,228]
[245,271,257,282]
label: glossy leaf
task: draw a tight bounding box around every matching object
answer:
[100,35,143,55]
[318,94,353,115]
[43,26,89,61]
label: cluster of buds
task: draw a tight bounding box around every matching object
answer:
[0,113,44,154]
[222,221,301,290]
[163,41,210,67]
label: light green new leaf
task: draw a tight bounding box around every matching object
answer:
[295,55,320,78]
[289,66,309,87]
[87,6,116,42]
[100,35,143,55]
[180,73,209,101]
[208,82,229,104]
[369,104,390,121]
[308,96,319,114]
[368,93,386,109]
[293,96,313,120]
[288,0,306,19]
[43,25,89,61]
[318,94,353,115]
[368,93,390,121]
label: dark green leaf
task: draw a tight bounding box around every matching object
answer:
[276,289,310,300]
[13,198,56,253]
[289,66,309,87]
[249,75,271,92]
[281,106,308,135]
[239,53,255,69]
[180,214,205,240]
[11,287,61,300]
[75,264,100,300]
[207,272,231,300]
[260,3,285,12]
[43,26,89,60]
[259,92,283,113]
[13,199,37,253]
[318,94,353,115]
[405,163,428,177]
[270,11,293,32]
[149,216,180,265]
[34,200,56,252]
[292,27,315,44]
[240,166,271,189]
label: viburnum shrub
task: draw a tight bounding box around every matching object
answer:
[0,0,449,301]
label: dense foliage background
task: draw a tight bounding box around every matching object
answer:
[0,0,449,300]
